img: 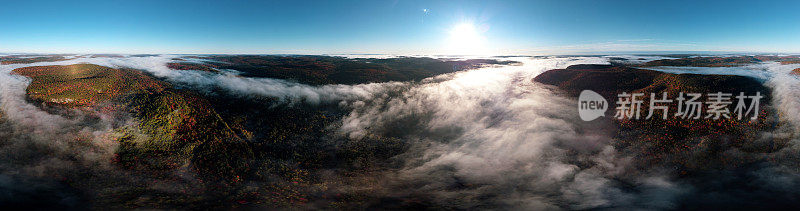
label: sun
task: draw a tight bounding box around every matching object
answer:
[445,23,491,55]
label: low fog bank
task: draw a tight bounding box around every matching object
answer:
[307,56,800,209]
[0,62,124,207]
[21,55,411,105]
[0,58,204,208]
[337,57,688,209]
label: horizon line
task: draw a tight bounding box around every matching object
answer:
[2,50,799,57]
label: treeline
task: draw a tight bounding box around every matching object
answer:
[1,55,74,64]
[166,55,520,85]
[641,55,800,67]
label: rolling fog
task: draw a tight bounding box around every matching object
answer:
[1,54,800,209]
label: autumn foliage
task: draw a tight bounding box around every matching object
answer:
[166,62,219,72]
[12,64,167,107]
[534,65,777,173]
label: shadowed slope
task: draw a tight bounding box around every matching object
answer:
[8,63,406,208]
[12,64,252,181]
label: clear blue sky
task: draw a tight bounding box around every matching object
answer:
[1,0,798,55]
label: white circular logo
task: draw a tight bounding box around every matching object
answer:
[578,90,608,121]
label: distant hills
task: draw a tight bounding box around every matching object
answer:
[639,55,800,67]
[167,55,520,85]
[0,55,74,64]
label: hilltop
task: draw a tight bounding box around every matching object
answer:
[534,64,779,173]
[13,64,166,107]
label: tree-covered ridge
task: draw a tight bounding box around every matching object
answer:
[12,64,167,107]
[116,90,253,181]
[166,62,218,73]
[12,64,249,180]
[782,60,800,65]
[640,55,800,67]
[534,65,778,173]
[190,95,409,208]
[166,55,520,85]
[1,55,76,65]
[9,63,410,208]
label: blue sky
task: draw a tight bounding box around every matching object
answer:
[1,0,798,55]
